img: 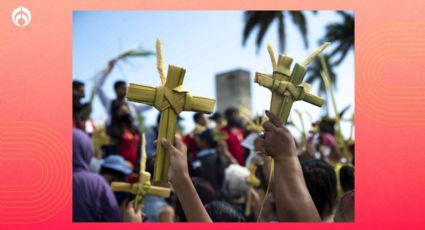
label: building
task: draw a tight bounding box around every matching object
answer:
[215,69,252,116]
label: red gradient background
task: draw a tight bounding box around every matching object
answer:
[1,0,425,229]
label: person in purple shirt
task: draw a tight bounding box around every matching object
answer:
[73,128,123,222]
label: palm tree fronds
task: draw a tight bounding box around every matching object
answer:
[277,12,286,53]
[255,12,278,53]
[289,11,309,48]
[242,11,262,46]
[320,11,354,66]
[116,49,155,60]
[243,11,311,54]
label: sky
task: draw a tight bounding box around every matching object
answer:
[72,11,354,139]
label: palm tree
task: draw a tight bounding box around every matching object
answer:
[320,11,354,66]
[306,11,354,98]
[242,11,310,53]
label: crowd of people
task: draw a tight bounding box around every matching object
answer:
[72,77,355,223]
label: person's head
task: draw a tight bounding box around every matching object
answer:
[99,155,132,184]
[340,165,354,193]
[301,159,337,220]
[174,177,216,222]
[108,101,135,139]
[205,201,245,222]
[319,117,336,135]
[73,128,94,171]
[224,164,250,200]
[72,80,90,125]
[196,129,218,150]
[73,80,85,99]
[114,80,127,100]
[209,112,223,125]
[193,113,207,127]
[224,107,242,128]
[111,101,131,124]
[72,80,85,115]
[316,132,337,158]
[191,177,216,203]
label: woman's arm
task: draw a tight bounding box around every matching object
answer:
[217,140,238,165]
[161,137,212,222]
[262,111,320,222]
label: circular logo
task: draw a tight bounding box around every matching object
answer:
[11,7,31,27]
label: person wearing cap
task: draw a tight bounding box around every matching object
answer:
[99,155,133,185]
[99,154,135,210]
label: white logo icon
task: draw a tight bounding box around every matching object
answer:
[12,7,31,27]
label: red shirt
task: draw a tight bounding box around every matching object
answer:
[116,127,140,167]
[221,126,245,165]
[184,133,199,158]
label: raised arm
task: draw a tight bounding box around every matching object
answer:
[262,110,320,222]
[161,137,212,222]
[129,102,152,113]
[94,60,115,113]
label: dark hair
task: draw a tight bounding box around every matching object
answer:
[224,107,239,119]
[99,167,126,180]
[319,117,336,135]
[174,177,217,222]
[107,101,138,139]
[301,159,337,220]
[224,107,243,128]
[340,165,354,193]
[197,129,218,148]
[114,80,126,91]
[192,177,217,203]
[73,80,84,90]
[193,113,204,123]
[209,112,222,121]
[72,80,87,127]
[205,201,245,222]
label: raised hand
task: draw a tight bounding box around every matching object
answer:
[161,136,189,185]
[121,200,143,222]
[161,136,212,222]
[262,110,297,161]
